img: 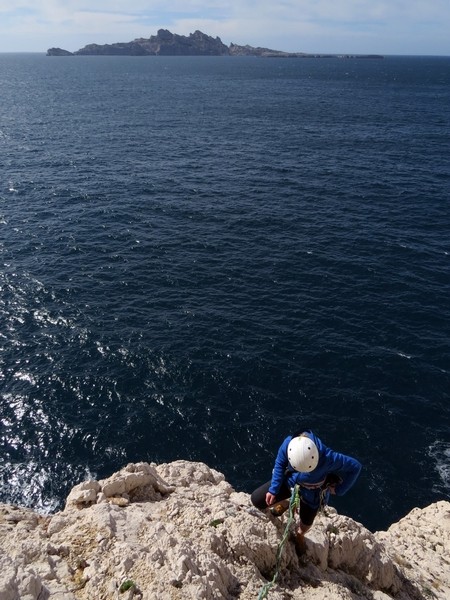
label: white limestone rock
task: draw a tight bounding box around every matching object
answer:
[0,553,50,600]
[0,461,448,600]
[376,500,450,600]
[65,480,101,509]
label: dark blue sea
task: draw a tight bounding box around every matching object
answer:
[0,53,449,532]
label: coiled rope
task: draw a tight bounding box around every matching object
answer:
[257,484,300,600]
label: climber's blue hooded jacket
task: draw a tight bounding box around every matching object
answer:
[268,430,362,509]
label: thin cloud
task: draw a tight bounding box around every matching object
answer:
[0,0,449,54]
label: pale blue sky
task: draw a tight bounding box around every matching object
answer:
[1,1,449,55]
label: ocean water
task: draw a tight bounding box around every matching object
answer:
[0,53,449,531]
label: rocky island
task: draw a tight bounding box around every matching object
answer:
[47,29,384,58]
[1,460,448,599]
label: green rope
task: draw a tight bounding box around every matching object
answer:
[257,484,300,600]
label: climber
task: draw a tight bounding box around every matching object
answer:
[251,430,362,548]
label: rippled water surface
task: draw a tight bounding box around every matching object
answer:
[1,54,449,530]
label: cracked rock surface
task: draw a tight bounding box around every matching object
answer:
[0,460,448,600]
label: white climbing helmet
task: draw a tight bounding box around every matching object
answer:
[287,435,319,472]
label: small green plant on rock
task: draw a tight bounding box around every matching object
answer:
[119,579,136,593]
[209,518,225,527]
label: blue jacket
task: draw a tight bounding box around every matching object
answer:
[269,430,362,509]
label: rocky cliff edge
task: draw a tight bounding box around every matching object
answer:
[0,460,448,600]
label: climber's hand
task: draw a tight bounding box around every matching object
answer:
[266,492,276,506]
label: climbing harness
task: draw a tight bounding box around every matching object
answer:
[257,484,300,600]
[319,473,342,513]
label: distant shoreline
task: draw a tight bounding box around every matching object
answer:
[46,28,384,59]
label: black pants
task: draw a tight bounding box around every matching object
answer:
[250,479,318,526]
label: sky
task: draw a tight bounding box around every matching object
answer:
[0,1,449,56]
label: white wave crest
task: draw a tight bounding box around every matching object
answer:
[428,441,450,496]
